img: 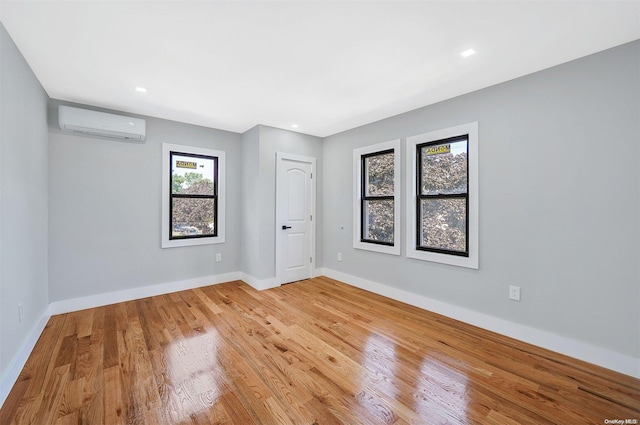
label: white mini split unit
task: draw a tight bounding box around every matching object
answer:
[58,105,146,142]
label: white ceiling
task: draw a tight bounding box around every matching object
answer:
[1,1,638,137]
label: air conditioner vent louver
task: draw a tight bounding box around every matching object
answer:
[58,105,146,142]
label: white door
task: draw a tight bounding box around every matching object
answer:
[275,153,315,284]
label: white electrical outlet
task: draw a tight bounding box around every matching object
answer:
[337,252,342,261]
[509,285,521,301]
[216,253,222,262]
[18,303,23,322]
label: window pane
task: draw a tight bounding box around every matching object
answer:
[363,199,394,243]
[364,152,394,196]
[172,198,216,237]
[420,198,466,252]
[171,154,215,195]
[421,139,467,195]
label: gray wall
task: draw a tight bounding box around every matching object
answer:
[0,23,49,378]
[48,100,242,301]
[240,125,261,278]
[241,125,323,280]
[322,40,640,358]
[48,110,322,300]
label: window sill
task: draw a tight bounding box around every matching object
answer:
[353,240,400,256]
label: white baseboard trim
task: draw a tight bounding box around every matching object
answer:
[321,268,640,378]
[49,272,241,315]
[240,267,326,291]
[240,273,280,291]
[0,305,51,408]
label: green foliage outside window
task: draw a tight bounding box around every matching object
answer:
[170,154,217,238]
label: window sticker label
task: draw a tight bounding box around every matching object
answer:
[176,160,198,169]
[425,144,451,156]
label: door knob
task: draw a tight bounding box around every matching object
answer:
[282,225,292,230]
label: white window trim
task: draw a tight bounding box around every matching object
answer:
[162,143,226,248]
[405,122,478,269]
[353,139,401,255]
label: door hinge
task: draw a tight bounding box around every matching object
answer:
[311,172,313,179]
[310,215,313,221]
[310,257,312,263]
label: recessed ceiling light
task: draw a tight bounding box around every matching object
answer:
[135,86,147,93]
[461,49,476,58]
[291,124,299,129]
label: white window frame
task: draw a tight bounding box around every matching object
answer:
[162,143,226,248]
[353,139,401,255]
[406,122,478,269]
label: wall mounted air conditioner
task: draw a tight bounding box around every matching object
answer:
[58,105,146,142]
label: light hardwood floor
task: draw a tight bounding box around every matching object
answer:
[1,277,638,424]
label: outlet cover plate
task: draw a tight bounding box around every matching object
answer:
[509,285,521,301]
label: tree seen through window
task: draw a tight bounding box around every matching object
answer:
[170,153,217,239]
[418,137,468,255]
[362,150,394,244]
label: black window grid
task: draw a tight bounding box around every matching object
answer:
[360,149,395,246]
[169,151,218,240]
[416,135,469,257]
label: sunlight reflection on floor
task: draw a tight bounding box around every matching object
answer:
[164,331,223,422]
[414,357,470,423]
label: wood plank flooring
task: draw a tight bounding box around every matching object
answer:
[1,277,638,424]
